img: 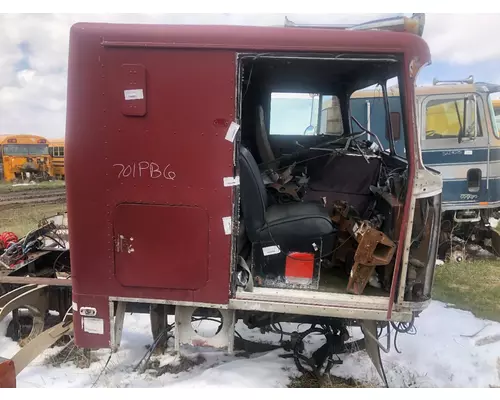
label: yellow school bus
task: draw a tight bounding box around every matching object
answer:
[0,134,52,182]
[48,139,65,179]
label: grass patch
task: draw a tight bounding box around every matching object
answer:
[0,202,67,237]
[288,374,372,388]
[432,259,500,322]
[0,180,65,194]
[45,341,98,369]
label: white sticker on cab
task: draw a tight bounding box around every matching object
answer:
[223,176,240,187]
[124,89,144,101]
[225,122,240,143]
[82,317,104,335]
[222,216,232,235]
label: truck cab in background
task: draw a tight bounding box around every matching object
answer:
[345,77,500,260]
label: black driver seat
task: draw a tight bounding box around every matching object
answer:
[239,145,337,256]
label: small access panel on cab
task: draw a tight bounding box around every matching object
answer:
[113,203,210,291]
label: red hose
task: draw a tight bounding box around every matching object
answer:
[0,232,18,250]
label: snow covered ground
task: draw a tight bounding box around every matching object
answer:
[1,301,499,388]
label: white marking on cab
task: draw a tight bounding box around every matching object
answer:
[82,317,104,335]
[124,89,144,101]
[225,122,240,143]
[113,162,176,180]
[223,176,240,187]
[222,216,232,235]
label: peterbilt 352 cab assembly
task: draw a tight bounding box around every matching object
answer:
[0,14,442,387]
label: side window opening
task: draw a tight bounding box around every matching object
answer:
[348,77,406,157]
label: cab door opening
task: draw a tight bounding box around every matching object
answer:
[233,53,424,301]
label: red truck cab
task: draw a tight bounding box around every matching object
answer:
[65,18,441,371]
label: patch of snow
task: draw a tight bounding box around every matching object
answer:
[332,302,500,388]
[489,218,499,229]
[1,301,499,388]
[435,259,444,266]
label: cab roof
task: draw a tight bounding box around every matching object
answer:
[70,22,431,63]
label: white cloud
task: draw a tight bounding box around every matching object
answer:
[1,13,500,138]
[423,14,500,65]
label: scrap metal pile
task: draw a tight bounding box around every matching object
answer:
[0,213,71,339]
[0,214,68,269]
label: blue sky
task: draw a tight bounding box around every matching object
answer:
[1,13,500,138]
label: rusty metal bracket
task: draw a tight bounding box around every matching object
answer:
[331,201,397,295]
[0,284,50,346]
[347,222,397,295]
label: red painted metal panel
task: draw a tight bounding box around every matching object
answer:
[72,294,111,349]
[113,204,209,290]
[0,357,16,388]
[66,26,236,306]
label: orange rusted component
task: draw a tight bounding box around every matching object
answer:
[347,223,397,295]
[331,201,396,295]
